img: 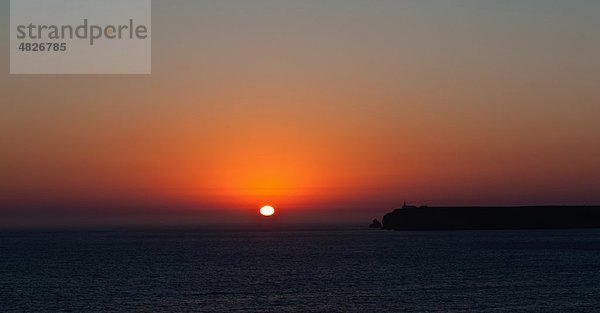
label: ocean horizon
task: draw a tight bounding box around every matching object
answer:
[3,228,600,312]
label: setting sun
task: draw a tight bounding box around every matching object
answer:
[259,206,276,217]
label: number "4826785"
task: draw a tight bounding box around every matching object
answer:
[18,42,67,52]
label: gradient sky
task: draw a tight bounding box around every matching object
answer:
[1,0,599,227]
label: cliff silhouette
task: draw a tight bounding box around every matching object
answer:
[381,203,600,231]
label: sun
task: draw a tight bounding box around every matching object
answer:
[259,205,276,217]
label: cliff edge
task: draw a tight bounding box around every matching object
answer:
[381,205,600,231]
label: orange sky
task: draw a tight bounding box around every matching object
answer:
[1,1,600,227]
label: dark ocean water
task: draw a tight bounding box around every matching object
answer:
[2,228,600,312]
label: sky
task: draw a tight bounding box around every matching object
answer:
[1,0,599,228]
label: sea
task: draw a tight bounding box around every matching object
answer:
[2,228,600,312]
